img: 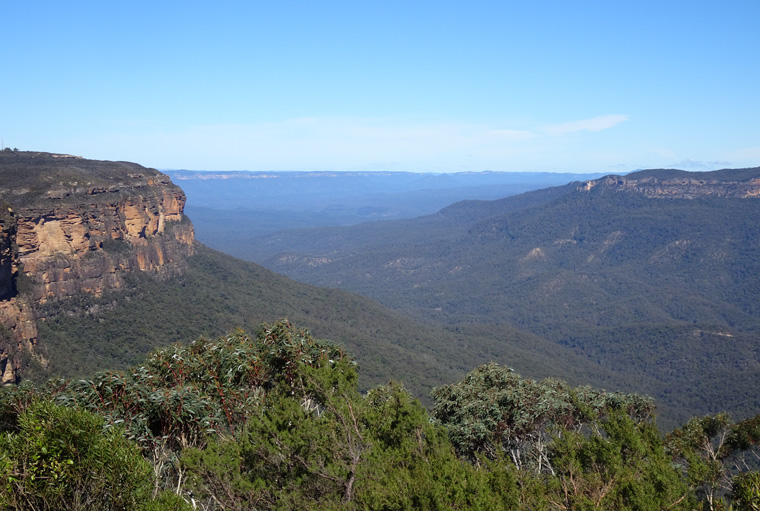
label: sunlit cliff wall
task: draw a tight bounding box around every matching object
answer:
[0,151,196,382]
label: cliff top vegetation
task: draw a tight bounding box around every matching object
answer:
[0,151,174,207]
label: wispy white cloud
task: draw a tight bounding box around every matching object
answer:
[540,115,629,136]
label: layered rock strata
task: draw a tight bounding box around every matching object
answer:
[0,202,38,383]
[16,186,194,303]
[0,151,196,382]
[579,168,760,198]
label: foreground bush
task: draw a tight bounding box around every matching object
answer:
[0,320,757,510]
[180,360,521,510]
[0,400,152,511]
[433,363,694,510]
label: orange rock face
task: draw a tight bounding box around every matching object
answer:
[0,204,39,383]
[10,166,195,303]
[0,297,38,384]
[0,151,197,383]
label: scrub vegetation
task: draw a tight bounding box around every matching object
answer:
[2,320,759,510]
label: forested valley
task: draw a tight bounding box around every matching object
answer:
[198,167,760,428]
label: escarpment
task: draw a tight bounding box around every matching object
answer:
[0,151,196,382]
[15,186,194,303]
[0,202,38,383]
[578,167,760,198]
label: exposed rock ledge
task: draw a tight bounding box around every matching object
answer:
[0,151,197,383]
[578,168,760,199]
[16,188,194,304]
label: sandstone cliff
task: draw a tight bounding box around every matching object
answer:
[578,167,760,198]
[0,151,196,382]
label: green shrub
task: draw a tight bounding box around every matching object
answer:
[0,399,153,510]
[732,472,760,511]
[140,491,194,511]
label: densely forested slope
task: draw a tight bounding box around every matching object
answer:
[170,170,605,254]
[35,243,627,407]
[219,181,580,264]
[228,168,760,427]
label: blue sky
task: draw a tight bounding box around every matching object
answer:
[3,1,759,173]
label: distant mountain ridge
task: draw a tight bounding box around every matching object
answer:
[623,166,760,182]
[166,169,607,254]
[578,166,760,198]
[241,166,760,426]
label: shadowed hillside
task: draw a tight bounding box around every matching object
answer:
[35,243,633,406]
[231,168,760,427]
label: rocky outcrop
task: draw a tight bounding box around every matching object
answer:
[0,297,38,384]
[578,168,760,199]
[15,187,194,304]
[0,151,197,382]
[0,201,38,383]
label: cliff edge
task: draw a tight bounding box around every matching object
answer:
[577,167,760,198]
[0,150,196,382]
